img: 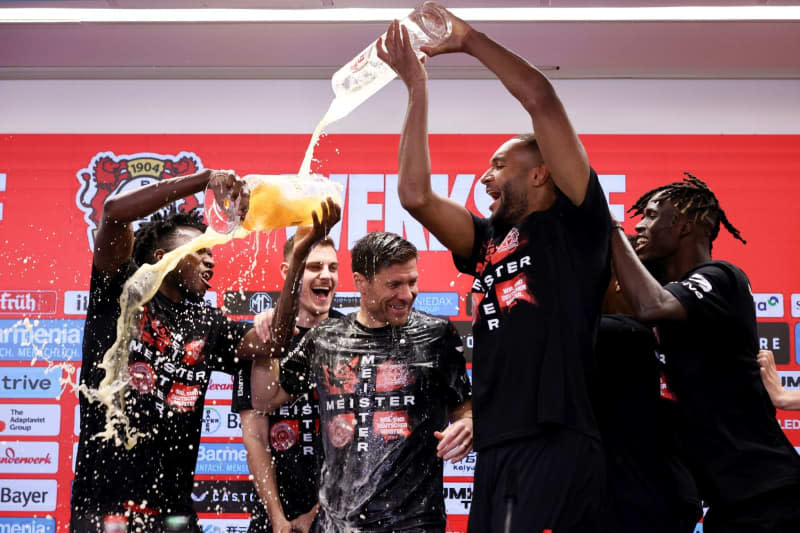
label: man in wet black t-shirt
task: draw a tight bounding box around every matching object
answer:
[254,232,473,533]
[232,235,341,533]
[611,174,800,532]
[378,6,611,530]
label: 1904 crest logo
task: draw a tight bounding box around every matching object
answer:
[75,151,204,250]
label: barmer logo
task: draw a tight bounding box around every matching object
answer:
[0,291,57,316]
[753,293,784,318]
[195,443,248,475]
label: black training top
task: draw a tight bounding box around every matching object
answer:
[72,263,249,516]
[591,314,700,531]
[280,310,471,532]
[454,169,611,450]
[660,260,800,506]
[231,309,343,524]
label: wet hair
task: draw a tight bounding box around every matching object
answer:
[351,232,418,281]
[132,207,206,266]
[629,172,746,251]
[283,235,336,261]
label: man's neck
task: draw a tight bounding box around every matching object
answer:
[296,308,329,329]
[157,284,183,303]
[662,242,713,283]
[355,308,388,329]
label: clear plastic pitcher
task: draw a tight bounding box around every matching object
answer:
[328,3,451,121]
[204,175,343,234]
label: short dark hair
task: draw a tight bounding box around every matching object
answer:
[512,133,542,162]
[132,207,206,266]
[351,232,417,280]
[629,172,745,252]
[283,235,336,261]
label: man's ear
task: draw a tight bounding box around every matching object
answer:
[677,217,694,239]
[353,272,367,293]
[279,261,290,281]
[154,248,166,262]
[529,162,550,188]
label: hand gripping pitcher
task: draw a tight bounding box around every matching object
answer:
[327,2,452,123]
[204,175,343,234]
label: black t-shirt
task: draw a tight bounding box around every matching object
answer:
[453,169,611,450]
[280,311,471,532]
[591,315,699,531]
[72,262,250,516]
[231,309,343,527]
[660,261,800,506]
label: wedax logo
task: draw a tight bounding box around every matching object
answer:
[195,443,248,475]
[201,403,241,438]
[757,322,790,364]
[223,291,279,315]
[205,371,234,401]
[192,480,258,514]
[0,442,58,474]
[443,482,473,514]
[0,479,57,511]
[753,293,784,318]
[0,291,57,316]
[64,290,89,315]
[0,517,55,533]
[0,366,61,399]
[0,404,60,436]
[413,292,459,317]
[75,151,204,251]
[444,451,477,477]
[0,319,84,361]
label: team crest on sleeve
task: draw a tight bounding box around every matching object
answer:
[679,273,713,300]
[75,151,204,251]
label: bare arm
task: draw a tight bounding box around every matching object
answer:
[434,399,473,463]
[94,169,247,274]
[758,349,800,410]
[610,225,687,324]
[377,22,475,258]
[240,411,292,533]
[419,4,589,206]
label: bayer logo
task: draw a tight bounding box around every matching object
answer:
[202,407,222,434]
[249,292,273,314]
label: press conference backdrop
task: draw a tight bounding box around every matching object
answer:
[0,133,798,532]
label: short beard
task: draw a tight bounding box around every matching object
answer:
[490,184,528,227]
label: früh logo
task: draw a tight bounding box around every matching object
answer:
[75,151,204,251]
[0,291,57,316]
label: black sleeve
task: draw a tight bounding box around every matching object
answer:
[279,331,315,396]
[565,167,613,240]
[206,313,252,374]
[230,360,253,413]
[452,214,490,276]
[663,264,738,325]
[437,320,472,410]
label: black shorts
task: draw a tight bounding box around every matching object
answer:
[468,428,607,533]
[703,484,800,533]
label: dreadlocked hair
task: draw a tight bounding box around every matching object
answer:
[628,172,746,251]
[132,206,207,266]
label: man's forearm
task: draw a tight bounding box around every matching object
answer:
[241,412,289,528]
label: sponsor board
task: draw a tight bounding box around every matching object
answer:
[443,481,472,515]
[444,451,477,477]
[0,319,84,361]
[753,293,784,318]
[792,294,800,318]
[332,291,361,314]
[199,520,250,533]
[200,403,241,438]
[192,480,258,514]
[757,322,790,364]
[797,323,800,365]
[779,371,800,391]
[0,290,57,316]
[453,321,474,363]
[195,443,249,475]
[413,292,460,316]
[778,417,800,430]
[0,517,56,533]
[63,290,89,315]
[223,291,279,315]
[204,291,218,309]
[205,371,235,401]
[72,441,78,473]
[0,366,61,399]
[74,404,80,436]
[0,441,58,474]
[0,404,60,436]
[0,479,57,511]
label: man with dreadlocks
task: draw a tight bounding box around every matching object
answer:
[70,168,340,532]
[611,173,800,532]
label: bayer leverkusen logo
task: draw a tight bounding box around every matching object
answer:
[75,151,204,251]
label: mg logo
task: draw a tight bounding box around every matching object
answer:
[249,292,273,314]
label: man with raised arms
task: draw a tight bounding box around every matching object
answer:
[71,168,339,532]
[378,5,611,531]
[233,234,341,533]
[253,231,473,533]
